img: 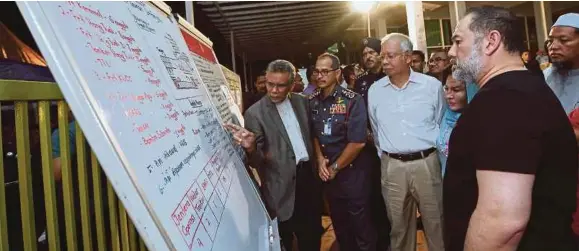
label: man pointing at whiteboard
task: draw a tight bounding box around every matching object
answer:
[225,60,323,251]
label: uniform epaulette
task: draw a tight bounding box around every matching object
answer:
[355,72,367,80]
[341,88,357,99]
[309,88,321,100]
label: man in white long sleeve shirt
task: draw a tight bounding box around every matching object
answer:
[368,33,445,251]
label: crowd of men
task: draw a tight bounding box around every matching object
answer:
[229,6,579,251]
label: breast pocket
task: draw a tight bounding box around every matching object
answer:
[331,115,347,136]
[400,100,434,126]
[311,113,324,134]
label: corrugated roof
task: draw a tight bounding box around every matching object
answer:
[196,1,357,61]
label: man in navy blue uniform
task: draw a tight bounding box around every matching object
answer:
[310,53,376,251]
[354,37,386,105]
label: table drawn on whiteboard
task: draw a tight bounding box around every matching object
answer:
[129,2,202,92]
[181,30,234,124]
[170,147,233,250]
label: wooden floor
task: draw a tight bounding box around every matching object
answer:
[318,216,428,251]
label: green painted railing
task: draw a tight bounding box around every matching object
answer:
[0,79,147,251]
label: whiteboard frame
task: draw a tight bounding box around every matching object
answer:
[18,1,277,250]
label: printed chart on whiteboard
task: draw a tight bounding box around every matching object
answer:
[180,29,238,125]
[17,1,272,251]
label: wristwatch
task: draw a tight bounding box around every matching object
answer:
[331,163,339,172]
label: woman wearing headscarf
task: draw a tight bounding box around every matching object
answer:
[436,73,478,176]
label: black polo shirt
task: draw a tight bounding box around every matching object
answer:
[443,70,578,251]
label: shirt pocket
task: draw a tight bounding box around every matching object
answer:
[331,115,347,136]
[311,113,325,135]
[399,98,435,126]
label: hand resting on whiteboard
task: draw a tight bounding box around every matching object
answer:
[224,123,256,154]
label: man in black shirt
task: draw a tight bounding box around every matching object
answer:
[444,6,578,251]
[242,71,267,113]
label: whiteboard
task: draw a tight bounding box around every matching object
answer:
[17,1,276,250]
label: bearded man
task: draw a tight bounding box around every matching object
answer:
[443,6,578,251]
[544,13,579,114]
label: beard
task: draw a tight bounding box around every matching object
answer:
[551,60,573,71]
[453,40,483,84]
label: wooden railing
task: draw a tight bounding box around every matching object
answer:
[0,79,147,251]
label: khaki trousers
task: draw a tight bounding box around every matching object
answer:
[380,151,444,251]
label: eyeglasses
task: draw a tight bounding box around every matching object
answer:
[429,57,448,63]
[381,52,404,62]
[312,68,338,77]
[265,82,291,89]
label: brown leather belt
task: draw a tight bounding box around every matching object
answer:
[383,148,436,162]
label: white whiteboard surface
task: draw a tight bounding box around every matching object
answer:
[17,1,274,250]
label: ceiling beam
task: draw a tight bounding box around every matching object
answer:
[213,2,233,32]
[222,21,330,34]
[211,6,349,23]
[236,34,321,43]
[196,1,217,6]
[238,39,310,48]
[233,23,329,38]
[231,32,314,43]
[200,1,298,12]
[215,13,346,29]
[206,2,340,18]
[237,33,317,42]
[216,16,340,32]
[234,26,325,38]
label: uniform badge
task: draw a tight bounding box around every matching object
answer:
[330,103,347,114]
[341,88,356,99]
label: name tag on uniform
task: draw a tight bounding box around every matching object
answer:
[329,104,346,114]
[324,121,332,135]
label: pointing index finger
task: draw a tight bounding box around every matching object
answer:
[224,123,241,132]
